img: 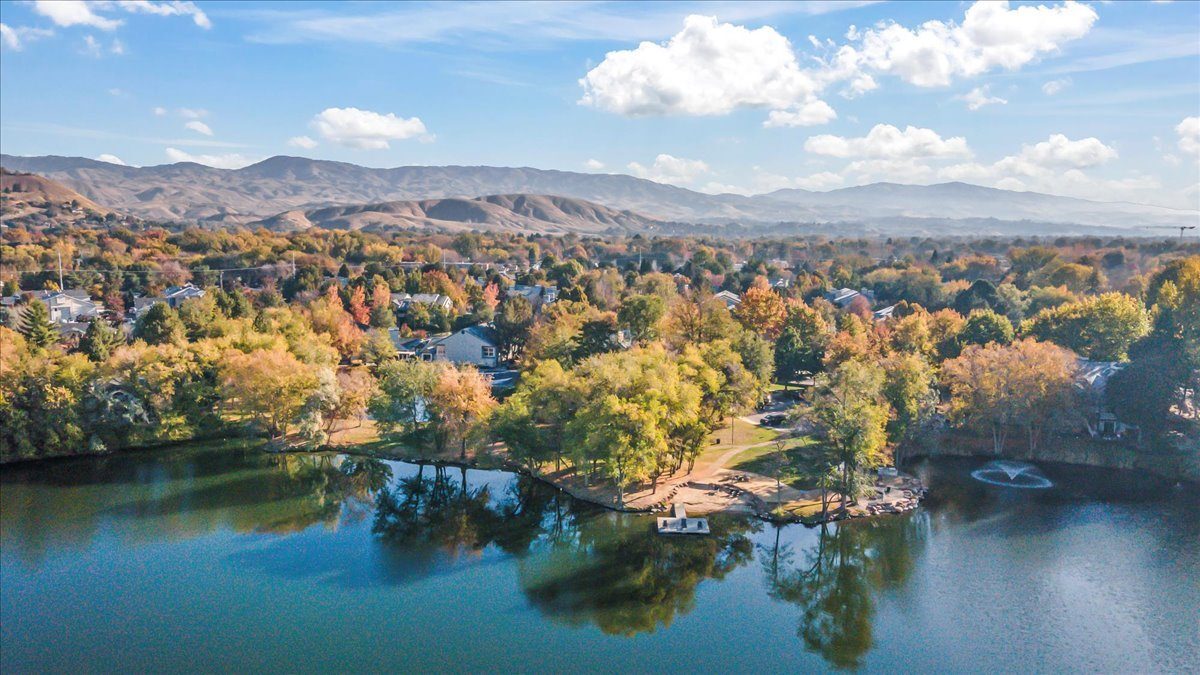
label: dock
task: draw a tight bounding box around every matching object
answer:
[657,503,710,535]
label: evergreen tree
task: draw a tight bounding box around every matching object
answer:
[132,302,185,345]
[79,319,124,362]
[18,299,57,349]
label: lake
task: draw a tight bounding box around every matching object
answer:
[2,443,1197,673]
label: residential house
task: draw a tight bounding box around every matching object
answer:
[823,287,877,309]
[508,284,558,313]
[873,305,896,322]
[6,290,104,324]
[1076,358,1135,439]
[714,290,741,310]
[163,284,206,308]
[390,292,454,316]
[425,324,501,368]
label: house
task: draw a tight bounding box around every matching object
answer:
[823,287,877,309]
[425,324,501,368]
[508,284,558,313]
[714,290,741,310]
[163,284,205,308]
[390,292,454,315]
[873,305,896,322]
[1076,358,1136,439]
[9,290,104,324]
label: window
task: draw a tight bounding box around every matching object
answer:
[482,346,497,359]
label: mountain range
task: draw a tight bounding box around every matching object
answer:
[1,154,1196,236]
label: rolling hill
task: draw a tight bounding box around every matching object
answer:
[1,154,1196,234]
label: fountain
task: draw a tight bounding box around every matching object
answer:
[971,460,1053,489]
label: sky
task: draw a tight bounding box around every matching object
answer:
[0,0,1198,209]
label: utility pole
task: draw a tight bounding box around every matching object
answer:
[292,251,297,278]
[57,249,64,289]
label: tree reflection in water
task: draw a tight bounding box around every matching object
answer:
[761,514,928,670]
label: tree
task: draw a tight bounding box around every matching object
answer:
[734,286,787,338]
[369,359,441,434]
[369,280,396,329]
[495,295,534,359]
[218,348,321,438]
[567,394,661,508]
[1021,292,1150,361]
[942,339,1079,453]
[426,364,496,459]
[803,360,889,514]
[16,299,56,349]
[348,285,371,325]
[78,319,123,362]
[774,302,830,384]
[132,302,184,346]
[959,309,1014,347]
[617,294,665,344]
[880,353,937,441]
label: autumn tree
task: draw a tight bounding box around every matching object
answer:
[369,359,441,434]
[734,286,787,338]
[132,302,185,346]
[427,364,497,459]
[1021,292,1150,361]
[775,301,830,384]
[78,318,124,362]
[617,293,665,344]
[218,348,321,439]
[958,309,1014,347]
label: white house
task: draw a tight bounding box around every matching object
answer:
[508,284,558,313]
[391,292,453,315]
[714,290,741,310]
[163,284,205,308]
[425,324,501,368]
[824,287,876,309]
[11,290,104,324]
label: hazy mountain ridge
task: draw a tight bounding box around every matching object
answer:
[1,154,1195,233]
[253,194,671,234]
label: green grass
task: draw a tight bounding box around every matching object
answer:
[705,418,782,447]
[730,435,822,489]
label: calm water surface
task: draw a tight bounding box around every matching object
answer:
[2,443,1197,673]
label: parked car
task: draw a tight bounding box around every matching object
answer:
[760,413,789,427]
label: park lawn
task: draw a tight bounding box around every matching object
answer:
[730,435,820,488]
[705,417,782,447]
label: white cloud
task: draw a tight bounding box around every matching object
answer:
[178,107,208,119]
[108,87,125,96]
[0,23,54,50]
[184,120,213,136]
[762,100,837,128]
[152,106,167,116]
[288,135,319,149]
[584,158,605,170]
[116,1,211,30]
[34,1,122,30]
[959,85,1007,111]
[310,107,428,149]
[96,154,126,165]
[81,35,103,56]
[1177,116,1200,156]
[1016,134,1117,168]
[1042,78,1070,95]
[32,1,211,32]
[579,15,829,126]
[110,37,125,54]
[804,124,971,159]
[793,171,845,190]
[165,147,258,170]
[840,1,1097,88]
[627,154,710,186]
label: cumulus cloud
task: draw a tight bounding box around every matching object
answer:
[33,1,123,30]
[959,85,1007,111]
[96,153,126,165]
[310,107,428,149]
[165,147,258,169]
[584,158,605,170]
[152,106,167,115]
[804,124,971,160]
[793,171,845,190]
[1042,78,1070,95]
[841,1,1097,88]
[763,100,837,128]
[627,154,710,186]
[288,135,319,149]
[1016,134,1117,168]
[184,120,213,136]
[32,1,210,31]
[0,23,54,50]
[579,15,830,126]
[1177,116,1200,156]
[178,107,207,119]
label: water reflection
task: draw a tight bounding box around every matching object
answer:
[761,515,928,670]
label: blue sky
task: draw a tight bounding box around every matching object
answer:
[1,1,1197,208]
